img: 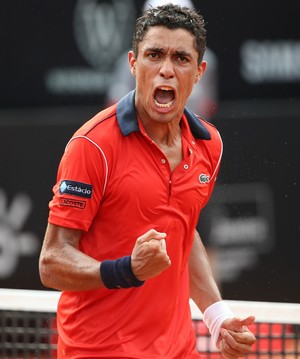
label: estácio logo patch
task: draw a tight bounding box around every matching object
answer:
[59,180,92,198]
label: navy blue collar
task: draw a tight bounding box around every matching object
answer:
[116,90,211,140]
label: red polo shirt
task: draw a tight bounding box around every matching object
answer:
[48,91,223,358]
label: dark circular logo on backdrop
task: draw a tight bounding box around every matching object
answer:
[73,0,136,70]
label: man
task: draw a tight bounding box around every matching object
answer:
[39,4,256,358]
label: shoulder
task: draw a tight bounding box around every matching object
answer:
[193,115,223,154]
[67,103,124,156]
[74,103,118,138]
[194,117,223,174]
[201,118,222,144]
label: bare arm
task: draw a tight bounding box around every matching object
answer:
[39,223,103,291]
[188,229,222,312]
[39,224,171,291]
[189,230,256,358]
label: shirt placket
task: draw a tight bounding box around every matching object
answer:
[169,139,195,201]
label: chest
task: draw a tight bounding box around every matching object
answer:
[103,134,215,215]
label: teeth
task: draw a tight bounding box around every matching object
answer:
[154,100,174,108]
[158,86,173,91]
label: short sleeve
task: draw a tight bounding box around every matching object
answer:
[48,136,107,231]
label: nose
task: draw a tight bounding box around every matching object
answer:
[159,57,175,79]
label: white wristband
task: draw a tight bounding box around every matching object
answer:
[203,301,234,349]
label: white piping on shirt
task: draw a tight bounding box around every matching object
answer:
[210,130,223,181]
[66,135,108,197]
[64,131,222,197]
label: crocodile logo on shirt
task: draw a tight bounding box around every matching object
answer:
[199,174,210,184]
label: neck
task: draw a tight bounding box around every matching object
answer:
[142,119,182,147]
[142,120,183,172]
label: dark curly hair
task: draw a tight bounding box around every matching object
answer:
[132,3,207,64]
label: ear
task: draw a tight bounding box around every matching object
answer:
[128,51,137,76]
[195,61,207,84]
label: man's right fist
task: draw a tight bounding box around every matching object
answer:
[131,229,171,281]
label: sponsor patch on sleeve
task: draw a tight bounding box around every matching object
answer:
[59,180,92,199]
[59,197,86,209]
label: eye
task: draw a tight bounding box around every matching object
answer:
[177,55,189,63]
[148,52,159,60]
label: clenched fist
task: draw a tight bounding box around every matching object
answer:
[131,229,171,281]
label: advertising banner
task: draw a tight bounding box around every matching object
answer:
[0,0,299,108]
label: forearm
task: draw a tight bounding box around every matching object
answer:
[40,244,103,292]
[39,225,170,292]
[188,231,256,355]
[188,230,222,313]
[39,223,103,291]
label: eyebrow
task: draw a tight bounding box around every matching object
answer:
[144,47,192,58]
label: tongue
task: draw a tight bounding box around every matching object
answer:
[155,89,174,104]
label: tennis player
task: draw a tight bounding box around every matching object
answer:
[39,3,256,358]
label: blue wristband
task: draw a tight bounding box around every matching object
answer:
[100,256,145,289]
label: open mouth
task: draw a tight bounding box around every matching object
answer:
[154,87,175,108]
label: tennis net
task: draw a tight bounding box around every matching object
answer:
[0,288,299,358]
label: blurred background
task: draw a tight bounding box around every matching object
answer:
[0,0,299,303]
